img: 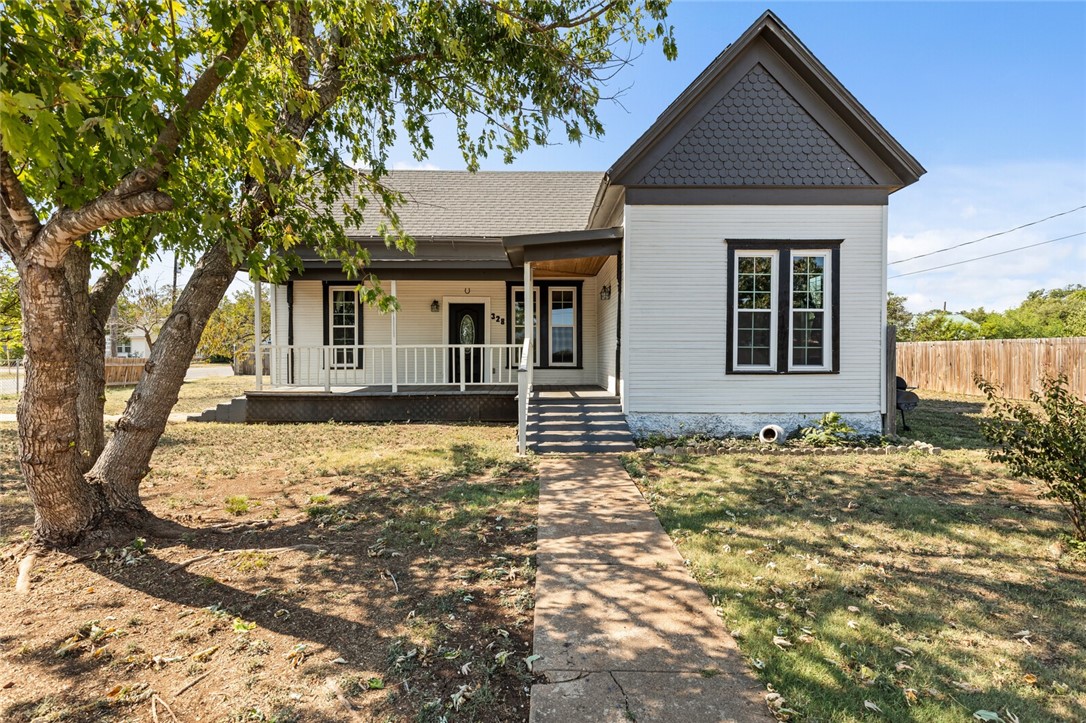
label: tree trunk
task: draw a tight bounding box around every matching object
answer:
[64,246,107,472]
[86,240,237,510]
[17,261,106,546]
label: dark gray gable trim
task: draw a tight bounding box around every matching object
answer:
[608,11,924,190]
[626,187,889,206]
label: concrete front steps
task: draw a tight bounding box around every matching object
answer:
[528,396,638,454]
[187,396,247,423]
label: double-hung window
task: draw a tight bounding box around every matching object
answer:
[790,253,830,370]
[329,287,359,368]
[727,240,839,374]
[734,252,777,369]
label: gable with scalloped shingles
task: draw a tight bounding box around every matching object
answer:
[639,64,875,186]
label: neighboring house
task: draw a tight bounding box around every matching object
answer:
[255,11,923,440]
[105,331,151,358]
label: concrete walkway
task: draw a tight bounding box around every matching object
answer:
[530,456,771,723]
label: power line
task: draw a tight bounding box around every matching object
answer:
[888,204,1086,265]
[888,231,1085,279]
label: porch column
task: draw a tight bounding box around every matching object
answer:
[390,280,398,393]
[253,277,263,391]
[523,261,533,391]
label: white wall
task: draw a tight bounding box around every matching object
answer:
[595,255,619,393]
[622,204,887,434]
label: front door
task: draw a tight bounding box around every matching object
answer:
[448,303,485,383]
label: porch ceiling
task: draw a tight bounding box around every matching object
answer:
[530,256,611,276]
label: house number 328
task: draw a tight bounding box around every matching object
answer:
[490,313,505,325]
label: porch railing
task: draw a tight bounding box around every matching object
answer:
[261,344,521,392]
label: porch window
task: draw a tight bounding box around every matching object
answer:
[549,288,576,366]
[726,240,840,374]
[329,287,359,368]
[511,287,540,365]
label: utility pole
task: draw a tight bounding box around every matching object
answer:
[172,252,179,306]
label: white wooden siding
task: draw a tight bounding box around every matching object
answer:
[622,204,886,415]
[596,255,619,393]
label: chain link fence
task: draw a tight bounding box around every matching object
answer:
[0,355,23,396]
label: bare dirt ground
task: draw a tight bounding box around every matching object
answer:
[0,422,538,722]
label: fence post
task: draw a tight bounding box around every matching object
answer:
[885,325,897,437]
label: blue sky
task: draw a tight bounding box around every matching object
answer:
[385,1,1086,313]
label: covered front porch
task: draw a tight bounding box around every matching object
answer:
[247,227,624,451]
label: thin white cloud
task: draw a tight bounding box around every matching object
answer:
[887,161,1086,312]
[391,161,441,171]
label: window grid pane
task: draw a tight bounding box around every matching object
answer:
[790,254,827,367]
[330,289,357,367]
[735,254,774,367]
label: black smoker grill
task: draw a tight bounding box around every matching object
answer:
[896,376,919,431]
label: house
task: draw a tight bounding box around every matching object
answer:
[105,331,151,358]
[249,10,924,448]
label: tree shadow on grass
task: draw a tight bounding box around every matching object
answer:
[897,393,990,450]
[0,444,538,723]
[640,453,1086,722]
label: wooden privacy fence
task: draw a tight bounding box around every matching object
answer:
[105,357,145,386]
[896,337,1086,400]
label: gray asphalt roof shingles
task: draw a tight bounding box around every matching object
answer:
[335,170,603,238]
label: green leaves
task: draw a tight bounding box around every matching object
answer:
[978,373,1086,541]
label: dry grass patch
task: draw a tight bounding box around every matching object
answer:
[0,421,537,722]
[0,372,252,416]
[630,393,1086,722]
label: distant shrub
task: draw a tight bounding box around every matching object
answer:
[799,412,858,447]
[978,374,1086,542]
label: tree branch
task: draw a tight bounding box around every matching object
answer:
[89,264,138,324]
[31,191,174,267]
[0,150,42,255]
[27,10,264,264]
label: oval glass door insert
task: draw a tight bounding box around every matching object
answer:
[459,314,476,344]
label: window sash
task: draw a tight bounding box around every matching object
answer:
[789,252,831,370]
[329,288,358,368]
[511,287,541,365]
[732,251,778,370]
[548,287,577,366]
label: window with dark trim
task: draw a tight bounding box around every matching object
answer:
[725,240,841,374]
[323,283,363,369]
[506,281,583,369]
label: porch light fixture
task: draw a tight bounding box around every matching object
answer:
[430,299,440,313]
[599,284,612,301]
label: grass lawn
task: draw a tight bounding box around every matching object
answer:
[0,421,537,722]
[0,374,257,416]
[629,391,1086,722]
